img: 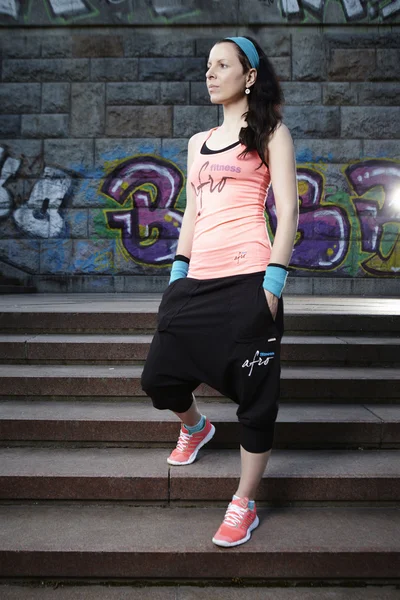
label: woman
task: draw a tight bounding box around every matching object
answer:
[141,36,299,547]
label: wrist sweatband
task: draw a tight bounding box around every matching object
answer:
[174,254,190,264]
[169,254,190,283]
[262,263,289,298]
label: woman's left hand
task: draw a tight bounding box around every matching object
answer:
[264,289,279,321]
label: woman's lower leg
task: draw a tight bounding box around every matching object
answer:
[234,445,272,500]
[173,394,202,427]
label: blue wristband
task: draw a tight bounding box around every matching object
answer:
[169,259,189,284]
[262,264,288,298]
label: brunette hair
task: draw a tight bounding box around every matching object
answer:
[216,36,284,169]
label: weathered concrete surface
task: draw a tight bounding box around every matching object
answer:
[0,400,396,448]
[0,295,399,333]
[0,447,399,502]
[0,364,399,399]
[1,333,399,365]
[1,26,400,292]
[0,585,398,599]
[0,504,399,578]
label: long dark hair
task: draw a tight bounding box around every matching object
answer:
[216,36,284,169]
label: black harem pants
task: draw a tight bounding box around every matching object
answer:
[140,269,284,453]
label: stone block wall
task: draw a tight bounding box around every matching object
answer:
[0,1,399,294]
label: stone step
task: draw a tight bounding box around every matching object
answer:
[0,504,398,579]
[0,294,399,334]
[1,333,399,365]
[1,400,399,449]
[0,276,36,294]
[0,447,399,502]
[0,275,27,285]
[0,586,399,600]
[0,285,36,294]
[0,364,399,399]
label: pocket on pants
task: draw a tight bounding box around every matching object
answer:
[229,279,279,342]
[157,278,192,332]
[259,284,284,339]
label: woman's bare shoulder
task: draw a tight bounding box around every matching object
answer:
[188,130,211,148]
[268,121,293,146]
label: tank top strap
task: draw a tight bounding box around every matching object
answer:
[204,126,219,142]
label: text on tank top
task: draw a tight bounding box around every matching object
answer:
[186,126,273,279]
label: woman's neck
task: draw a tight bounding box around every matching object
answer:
[219,98,249,135]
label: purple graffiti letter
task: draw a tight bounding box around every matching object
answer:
[266,167,349,270]
[101,156,184,265]
[347,159,400,276]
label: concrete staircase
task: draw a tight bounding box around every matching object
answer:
[0,272,36,295]
[0,293,399,597]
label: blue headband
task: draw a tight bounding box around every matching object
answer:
[224,36,260,69]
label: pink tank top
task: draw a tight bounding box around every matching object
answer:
[187,127,272,279]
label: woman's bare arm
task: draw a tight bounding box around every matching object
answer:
[266,122,299,267]
[174,132,205,259]
[263,122,299,316]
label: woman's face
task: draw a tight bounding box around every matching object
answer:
[206,42,249,104]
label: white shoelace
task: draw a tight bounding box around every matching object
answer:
[176,430,191,451]
[223,503,247,527]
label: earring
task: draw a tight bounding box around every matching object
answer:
[245,87,250,95]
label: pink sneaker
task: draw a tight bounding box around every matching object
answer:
[167,417,215,465]
[212,496,259,547]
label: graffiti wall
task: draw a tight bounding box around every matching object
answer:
[1,141,399,280]
[0,0,399,24]
[0,15,399,290]
[267,160,400,276]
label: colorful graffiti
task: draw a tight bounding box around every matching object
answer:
[101,155,184,265]
[268,167,350,271]
[265,159,400,276]
[99,152,400,277]
[279,0,400,21]
[0,0,201,24]
[0,0,398,23]
[0,143,399,278]
[347,160,400,275]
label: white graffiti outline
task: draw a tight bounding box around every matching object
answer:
[317,209,347,267]
[0,0,19,19]
[280,0,399,19]
[47,0,89,16]
[13,166,72,238]
[0,147,21,220]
